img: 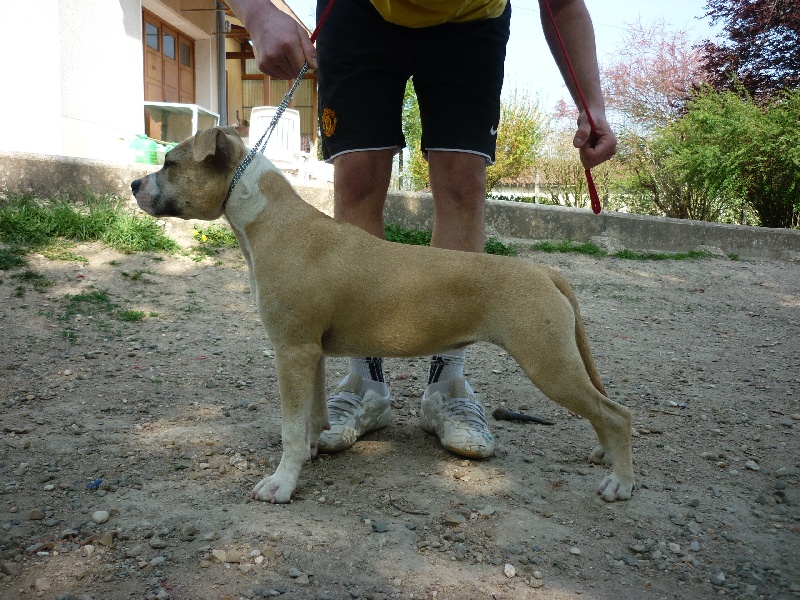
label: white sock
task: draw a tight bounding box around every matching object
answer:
[349,357,385,383]
[428,348,467,384]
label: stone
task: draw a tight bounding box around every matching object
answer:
[211,549,227,563]
[504,563,516,578]
[711,572,726,587]
[92,510,110,524]
[98,531,115,547]
[148,536,167,549]
[444,513,466,526]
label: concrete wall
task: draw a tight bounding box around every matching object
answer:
[1,150,798,260]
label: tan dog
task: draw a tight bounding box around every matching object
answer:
[131,127,634,504]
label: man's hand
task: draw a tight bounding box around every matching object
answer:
[573,111,617,170]
[228,0,316,80]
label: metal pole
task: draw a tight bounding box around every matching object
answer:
[216,2,227,126]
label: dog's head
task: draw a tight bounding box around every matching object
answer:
[130,126,247,220]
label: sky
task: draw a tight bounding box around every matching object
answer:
[284,0,723,112]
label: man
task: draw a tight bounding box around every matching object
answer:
[226,0,617,459]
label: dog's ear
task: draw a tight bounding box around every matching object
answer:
[192,127,238,163]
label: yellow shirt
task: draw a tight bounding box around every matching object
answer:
[370,0,508,27]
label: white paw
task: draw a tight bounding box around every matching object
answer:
[597,473,634,502]
[589,445,614,466]
[251,473,295,504]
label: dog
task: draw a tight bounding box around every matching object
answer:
[131,127,634,504]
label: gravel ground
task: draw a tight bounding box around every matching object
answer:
[0,231,798,600]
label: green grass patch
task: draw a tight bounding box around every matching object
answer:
[0,194,179,254]
[56,289,150,343]
[192,223,238,248]
[0,247,27,270]
[531,240,607,257]
[531,240,713,261]
[385,223,517,256]
[11,270,53,292]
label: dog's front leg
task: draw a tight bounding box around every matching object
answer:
[252,345,324,503]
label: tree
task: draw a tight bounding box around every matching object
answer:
[485,89,548,193]
[699,0,800,99]
[599,19,716,218]
[400,82,547,193]
[663,85,800,228]
[603,18,706,131]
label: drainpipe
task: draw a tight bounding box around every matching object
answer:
[217,1,227,126]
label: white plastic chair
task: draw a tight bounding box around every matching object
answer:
[248,106,310,178]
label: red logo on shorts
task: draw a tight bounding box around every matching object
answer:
[321,107,337,137]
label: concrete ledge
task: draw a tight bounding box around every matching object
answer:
[0,151,157,200]
[1,150,798,260]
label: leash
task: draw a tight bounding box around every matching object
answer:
[541,0,602,214]
[224,0,336,209]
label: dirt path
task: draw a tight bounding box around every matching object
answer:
[1,239,798,600]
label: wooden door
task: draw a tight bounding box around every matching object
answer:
[161,24,180,103]
[178,36,195,104]
[143,15,162,102]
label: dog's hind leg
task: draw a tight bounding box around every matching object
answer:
[508,331,634,501]
[252,343,323,503]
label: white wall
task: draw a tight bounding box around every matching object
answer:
[0,0,63,156]
[58,0,146,160]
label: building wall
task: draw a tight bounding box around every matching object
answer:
[0,0,63,156]
[0,0,218,163]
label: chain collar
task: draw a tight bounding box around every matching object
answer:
[223,61,310,213]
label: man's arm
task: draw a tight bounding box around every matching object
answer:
[540,0,616,168]
[226,0,316,79]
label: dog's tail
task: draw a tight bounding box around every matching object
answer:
[548,270,607,396]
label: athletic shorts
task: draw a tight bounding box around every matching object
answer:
[315,0,511,164]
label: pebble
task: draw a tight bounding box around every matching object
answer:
[371,520,390,533]
[711,571,726,587]
[504,563,516,578]
[148,536,167,549]
[92,510,110,524]
[444,513,466,526]
[28,509,45,521]
[570,547,581,556]
[211,549,227,563]
[745,460,760,471]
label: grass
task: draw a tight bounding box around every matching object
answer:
[11,270,53,292]
[0,194,179,254]
[385,223,517,256]
[58,289,150,343]
[531,240,714,261]
[190,223,238,262]
[0,247,27,270]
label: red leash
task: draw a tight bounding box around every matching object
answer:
[310,0,335,43]
[541,0,602,214]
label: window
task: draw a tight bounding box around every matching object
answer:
[163,32,176,60]
[145,22,159,51]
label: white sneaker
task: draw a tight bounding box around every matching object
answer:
[318,373,391,453]
[420,377,495,458]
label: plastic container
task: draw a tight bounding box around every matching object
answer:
[130,134,159,165]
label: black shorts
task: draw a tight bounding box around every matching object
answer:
[315,0,511,163]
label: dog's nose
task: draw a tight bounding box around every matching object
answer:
[131,179,141,194]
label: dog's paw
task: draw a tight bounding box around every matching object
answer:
[588,445,614,466]
[597,473,634,502]
[251,474,295,504]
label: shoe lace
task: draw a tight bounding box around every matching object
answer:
[327,390,363,420]
[439,396,489,430]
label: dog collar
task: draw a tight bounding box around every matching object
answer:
[222,61,311,213]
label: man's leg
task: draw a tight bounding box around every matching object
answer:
[419,150,495,459]
[317,149,396,453]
